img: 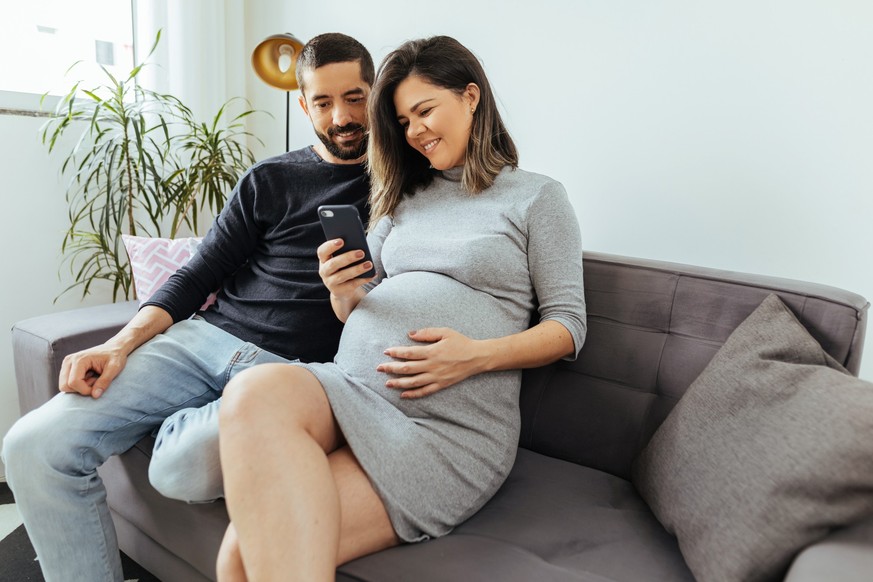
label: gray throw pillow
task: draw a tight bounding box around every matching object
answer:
[632,293,873,582]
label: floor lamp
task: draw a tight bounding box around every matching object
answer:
[251,33,305,152]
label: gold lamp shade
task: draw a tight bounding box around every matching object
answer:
[252,33,305,91]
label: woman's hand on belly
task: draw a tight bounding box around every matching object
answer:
[377,327,491,399]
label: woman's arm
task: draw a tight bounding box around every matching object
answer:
[379,320,574,398]
[377,181,586,398]
[317,238,373,322]
[378,179,586,399]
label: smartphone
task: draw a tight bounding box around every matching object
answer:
[317,204,376,278]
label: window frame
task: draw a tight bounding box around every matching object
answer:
[0,0,137,118]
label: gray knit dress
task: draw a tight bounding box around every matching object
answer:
[294,166,587,542]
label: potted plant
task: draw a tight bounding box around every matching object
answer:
[41,31,261,301]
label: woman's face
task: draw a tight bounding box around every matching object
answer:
[393,75,480,170]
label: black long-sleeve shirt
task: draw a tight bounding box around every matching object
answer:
[144,147,370,362]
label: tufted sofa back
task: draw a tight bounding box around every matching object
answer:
[519,251,869,480]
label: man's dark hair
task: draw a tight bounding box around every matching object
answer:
[295,32,375,96]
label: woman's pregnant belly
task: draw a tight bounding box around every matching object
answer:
[334,271,524,419]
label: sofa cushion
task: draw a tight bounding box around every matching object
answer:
[122,235,215,309]
[518,254,868,482]
[338,448,693,582]
[632,294,873,582]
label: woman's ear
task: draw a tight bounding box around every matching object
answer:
[465,83,481,111]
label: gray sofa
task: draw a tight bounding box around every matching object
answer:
[10,251,873,581]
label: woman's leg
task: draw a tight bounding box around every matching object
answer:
[330,445,401,565]
[219,364,398,581]
[216,524,247,582]
[216,446,398,581]
[150,347,293,503]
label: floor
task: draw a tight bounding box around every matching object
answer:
[0,480,159,581]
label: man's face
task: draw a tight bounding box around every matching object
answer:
[299,61,370,164]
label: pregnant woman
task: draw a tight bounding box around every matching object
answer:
[217,36,587,581]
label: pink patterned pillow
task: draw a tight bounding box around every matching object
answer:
[121,235,216,310]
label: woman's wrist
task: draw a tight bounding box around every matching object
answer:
[477,322,575,374]
[330,291,359,305]
[474,338,500,374]
[330,289,365,322]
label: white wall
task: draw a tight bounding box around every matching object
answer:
[0,0,246,480]
[2,0,871,478]
[0,91,114,480]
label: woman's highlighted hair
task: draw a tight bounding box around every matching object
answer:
[367,36,518,227]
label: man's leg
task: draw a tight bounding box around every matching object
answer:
[0,318,251,582]
[150,399,223,503]
[149,346,290,503]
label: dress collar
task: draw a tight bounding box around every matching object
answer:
[439,166,464,182]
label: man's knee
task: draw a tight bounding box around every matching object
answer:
[149,443,198,501]
[150,408,223,503]
[2,408,67,485]
[149,458,222,503]
[1,419,27,477]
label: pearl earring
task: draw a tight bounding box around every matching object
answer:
[471,107,475,114]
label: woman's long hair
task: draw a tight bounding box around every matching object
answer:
[367,36,518,227]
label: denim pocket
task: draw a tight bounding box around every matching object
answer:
[225,343,295,384]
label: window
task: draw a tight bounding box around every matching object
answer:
[0,1,134,102]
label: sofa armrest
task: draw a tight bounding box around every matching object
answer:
[784,516,873,582]
[11,301,139,415]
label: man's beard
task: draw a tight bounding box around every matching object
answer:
[316,123,368,161]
